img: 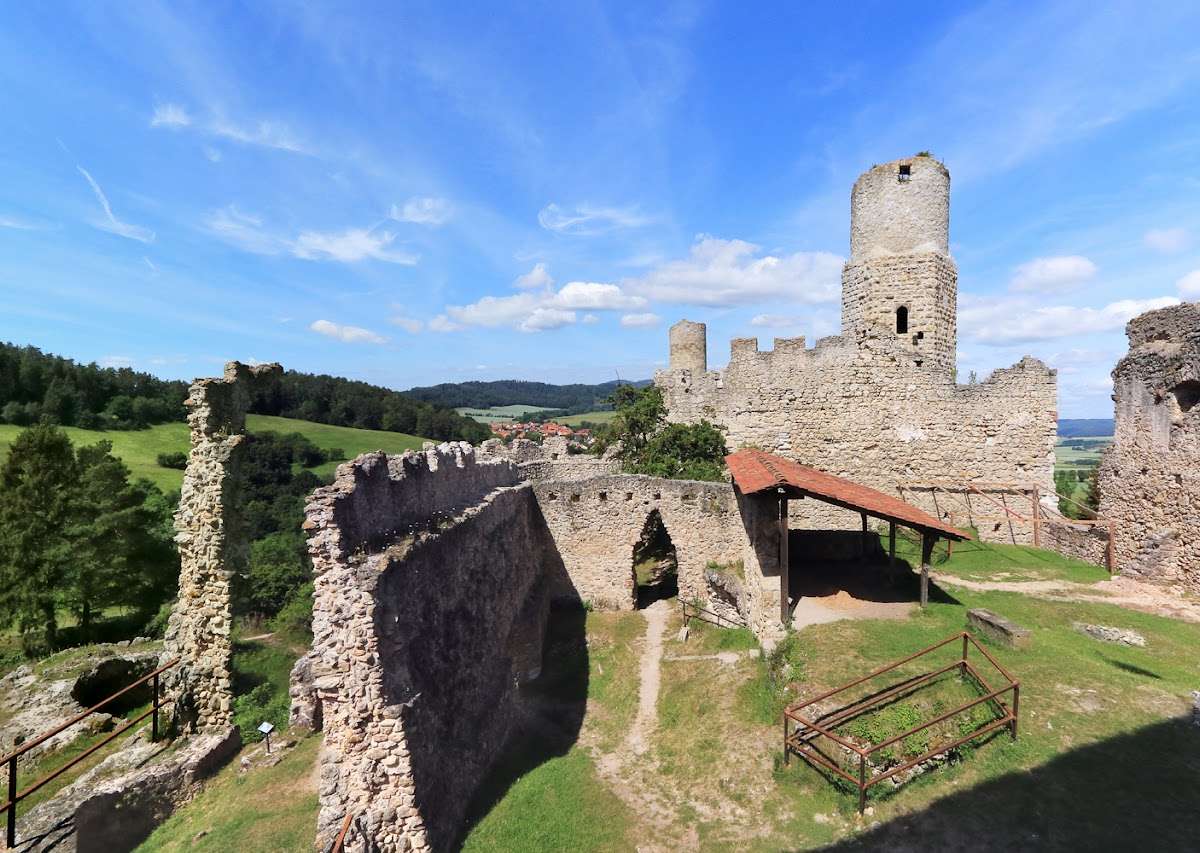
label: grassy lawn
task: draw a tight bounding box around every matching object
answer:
[0,415,427,492]
[136,733,320,852]
[556,410,618,427]
[890,528,1109,584]
[1054,436,1111,469]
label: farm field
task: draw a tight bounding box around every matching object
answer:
[456,405,555,423]
[556,410,618,427]
[0,415,427,492]
[1054,435,1111,470]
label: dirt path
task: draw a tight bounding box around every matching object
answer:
[931,572,1200,623]
[627,599,669,755]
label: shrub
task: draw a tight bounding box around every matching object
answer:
[233,682,290,742]
[326,447,346,462]
[156,451,188,470]
[269,582,313,643]
[145,599,176,638]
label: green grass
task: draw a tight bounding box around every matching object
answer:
[889,529,1109,584]
[1054,435,1110,469]
[0,415,427,492]
[136,734,320,852]
[462,748,630,853]
[556,410,618,427]
[230,638,300,744]
[456,405,555,423]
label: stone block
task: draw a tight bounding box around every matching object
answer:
[966,608,1030,649]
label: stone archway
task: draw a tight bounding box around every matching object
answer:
[632,509,678,608]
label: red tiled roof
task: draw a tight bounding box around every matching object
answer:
[725,449,969,541]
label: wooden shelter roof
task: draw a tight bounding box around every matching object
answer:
[725,449,970,541]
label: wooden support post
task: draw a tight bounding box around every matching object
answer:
[888,522,896,569]
[1106,521,1115,574]
[860,512,868,559]
[7,755,15,849]
[1031,486,1041,548]
[920,532,935,609]
[779,494,790,627]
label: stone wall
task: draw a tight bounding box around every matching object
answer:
[1098,303,1200,587]
[479,436,621,482]
[304,444,561,852]
[164,361,281,734]
[531,476,785,642]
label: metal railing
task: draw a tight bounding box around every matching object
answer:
[681,600,746,630]
[783,632,1018,812]
[0,656,180,847]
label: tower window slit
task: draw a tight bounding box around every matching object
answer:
[896,306,908,334]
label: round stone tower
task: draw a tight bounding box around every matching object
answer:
[668,319,707,373]
[841,154,957,374]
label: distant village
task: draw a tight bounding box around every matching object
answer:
[488,420,594,445]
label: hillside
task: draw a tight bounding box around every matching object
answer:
[406,379,650,413]
[1058,418,1114,437]
[0,415,428,492]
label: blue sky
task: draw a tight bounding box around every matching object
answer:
[2,1,1199,417]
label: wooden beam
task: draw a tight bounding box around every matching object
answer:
[860,512,868,559]
[1032,486,1041,548]
[779,494,790,627]
[920,532,935,609]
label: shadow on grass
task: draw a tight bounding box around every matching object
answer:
[819,717,1200,851]
[1099,655,1161,680]
[458,605,589,844]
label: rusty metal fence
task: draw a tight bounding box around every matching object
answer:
[783,632,1018,812]
[681,599,746,630]
[0,656,180,847]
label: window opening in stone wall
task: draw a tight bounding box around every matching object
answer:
[599,491,608,502]
[896,306,909,334]
[633,509,678,608]
[1172,380,1200,413]
[898,163,912,182]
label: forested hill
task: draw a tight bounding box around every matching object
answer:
[1058,418,1115,437]
[405,378,651,412]
[0,342,488,444]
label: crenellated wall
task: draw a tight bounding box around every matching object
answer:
[1098,303,1200,587]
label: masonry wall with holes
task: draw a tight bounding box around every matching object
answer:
[1099,303,1200,587]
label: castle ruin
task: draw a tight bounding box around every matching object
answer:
[1099,302,1200,589]
[657,155,1059,540]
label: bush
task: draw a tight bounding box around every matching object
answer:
[233,682,290,742]
[269,582,313,643]
[145,599,175,638]
[326,447,346,462]
[156,451,188,470]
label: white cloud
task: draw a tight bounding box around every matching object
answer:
[76,166,155,243]
[309,319,388,345]
[390,316,424,333]
[293,228,417,264]
[428,315,463,333]
[391,197,453,226]
[964,296,1181,344]
[514,262,553,290]
[212,117,308,153]
[538,203,653,235]
[1144,227,1190,253]
[143,256,159,275]
[555,281,646,310]
[520,307,576,332]
[581,313,600,325]
[625,236,842,306]
[440,279,645,332]
[150,103,192,128]
[620,312,661,328]
[1178,270,1200,298]
[0,215,38,230]
[204,147,222,163]
[205,207,416,264]
[750,314,805,328]
[1010,255,1097,292]
[99,355,134,369]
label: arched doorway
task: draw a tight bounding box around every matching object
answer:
[633,510,678,608]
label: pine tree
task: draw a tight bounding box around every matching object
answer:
[0,423,78,652]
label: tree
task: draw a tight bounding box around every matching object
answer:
[595,385,727,482]
[0,424,79,651]
[67,442,178,640]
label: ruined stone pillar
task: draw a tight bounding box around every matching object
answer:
[163,361,282,734]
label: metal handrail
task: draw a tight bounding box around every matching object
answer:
[680,600,746,630]
[783,632,1020,812]
[0,656,179,847]
[330,810,356,853]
